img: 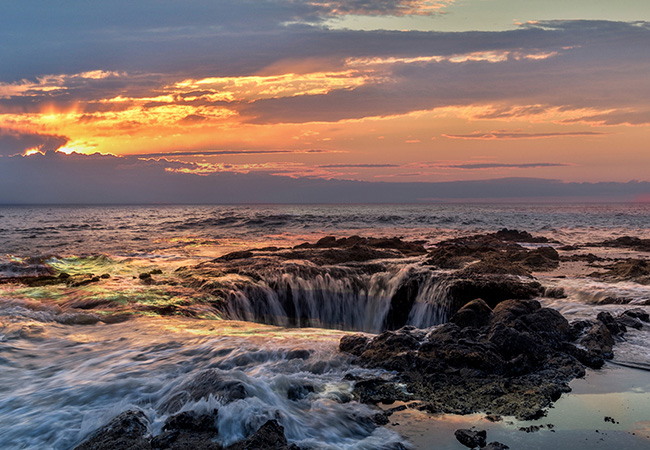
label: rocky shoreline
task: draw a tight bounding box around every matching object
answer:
[61,230,650,449]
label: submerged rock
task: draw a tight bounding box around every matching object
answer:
[484,442,510,450]
[162,369,248,413]
[589,259,650,284]
[590,236,650,252]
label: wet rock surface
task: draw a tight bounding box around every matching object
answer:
[74,410,151,450]
[454,428,486,448]
[75,411,298,450]
[341,299,642,420]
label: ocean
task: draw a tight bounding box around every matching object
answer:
[1,204,649,449]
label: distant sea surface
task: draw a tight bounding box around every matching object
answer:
[2,203,650,261]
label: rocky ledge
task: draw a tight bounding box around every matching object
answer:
[341,298,648,420]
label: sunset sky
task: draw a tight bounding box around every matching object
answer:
[1,1,650,202]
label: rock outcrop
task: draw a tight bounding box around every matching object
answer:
[341,299,640,420]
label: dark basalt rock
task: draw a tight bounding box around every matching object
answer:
[163,410,218,432]
[217,250,255,261]
[454,428,487,448]
[577,321,615,361]
[427,230,555,273]
[444,275,543,311]
[225,420,298,450]
[286,348,312,360]
[450,298,493,329]
[339,334,371,356]
[294,235,427,257]
[484,442,510,450]
[616,314,643,330]
[74,410,151,450]
[493,229,550,243]
[623,308,650,322]
[597,311,625,336]
[384,277,421,330]
[151,410,221,449]
[77,412,298,450]
[340,299,626,420]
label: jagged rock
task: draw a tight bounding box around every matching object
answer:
[152,410,220,449]
[520,247,560,270]
[597,311,625,336]
[427,230,555,273]
[352,378,410,404]
[74,410,150,450]
[339,334,371,356]
[623,308,650,322]
[578,321,614,360]
[163,410,218,432]
[217,251,255,261]
[454,428,487,448]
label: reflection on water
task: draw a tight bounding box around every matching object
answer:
[390,364,650,450]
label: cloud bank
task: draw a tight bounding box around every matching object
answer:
[0,152,647,204]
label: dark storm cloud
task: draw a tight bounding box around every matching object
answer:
[3,7,649,129]
[0,152,648,204]
[243,21,650,123]
[0,131,69,156]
